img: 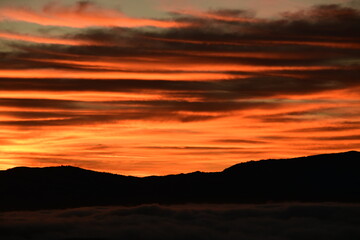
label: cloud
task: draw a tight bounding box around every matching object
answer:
[139,146,246,150]
[0,97,280,127]
[170,8,259,23]
[214,139,268,144]
[1,203,360,240]
[0,31,104,46]
[0,2,188,29]
[312,135,360,141]
[0,2,359,174]
[288,122,360,133]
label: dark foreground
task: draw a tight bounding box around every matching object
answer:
[1,203,360,240]
[1,151,360,212]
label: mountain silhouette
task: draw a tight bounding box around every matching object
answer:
[1,151,359,211]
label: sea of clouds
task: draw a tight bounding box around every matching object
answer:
[1,203,360,240]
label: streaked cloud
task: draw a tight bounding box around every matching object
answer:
[0,2,188,28]
[0,1,359,175]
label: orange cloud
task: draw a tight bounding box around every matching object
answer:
[0,69,228,81]
[0,32,103,46]
[0,3,359,176]
[0,2,188,28]
[22,57,342,73]
[0,100,358,176]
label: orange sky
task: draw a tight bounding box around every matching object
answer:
[0,1,359,176]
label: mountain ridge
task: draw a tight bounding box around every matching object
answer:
[1,150,359,211]
[4,150,359,177]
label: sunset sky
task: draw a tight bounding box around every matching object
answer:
[0,0,359,176]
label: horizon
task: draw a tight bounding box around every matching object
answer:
[0,0,359,176]
[2,150,359,177]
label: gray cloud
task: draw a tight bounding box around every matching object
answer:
[0,97,280,126]
[0,3,359,128]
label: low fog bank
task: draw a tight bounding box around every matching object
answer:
[1,203,360,240]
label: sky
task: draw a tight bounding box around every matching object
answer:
[0,0,359,176]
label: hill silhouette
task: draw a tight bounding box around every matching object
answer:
[1,151,359,211]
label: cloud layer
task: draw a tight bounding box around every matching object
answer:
[1,203,360,240]
[0,1,359,175]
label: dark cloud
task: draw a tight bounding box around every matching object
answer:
[0,98,82,109]
[1,203,359,240]
[0,78,213,92]
[288,124,360,133]
[213,139,267,144]
[0,114,218,127]
[248,107,360,123]
[0,96,281,126]
[1,73,358,100]
[0,3,359,128]
[305,144,360,151]
[260,136,296,140]
[247,110,314,123]
[312,135,360,141]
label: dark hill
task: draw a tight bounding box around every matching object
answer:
[0,151,359,211]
